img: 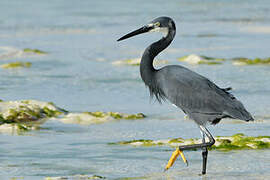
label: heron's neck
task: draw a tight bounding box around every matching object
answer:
[140,30,175,86]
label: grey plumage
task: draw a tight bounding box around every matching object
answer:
[138,16,253,126]
[118,16,254,174]
[156,65,253,125]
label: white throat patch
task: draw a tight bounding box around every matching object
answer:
[150,27,169,37]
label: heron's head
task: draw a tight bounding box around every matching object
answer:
[117,16,176,41]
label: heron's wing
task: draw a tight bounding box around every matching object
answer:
[157,65,253,122]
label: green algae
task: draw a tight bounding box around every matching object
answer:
[198,61,222,65]
[0,114,12,124]
[118,112,146,120]
[179,55,270,66]
[110,134,270,151]
[23,48,47,54]
[112,58,141,66]
[45,175,106,180]
[178,54,224,65]
[0,114,4,121]
[178,55,189,61]
[1,107,43,132]
[0,113,33,132]
[169,138,184,144]
[21,100,30,104]
[16,124,29,131]
[84,111,146,120]
[1,61,32,69]
[200,55,225,61]
[233,57,270,65]
[5,107,42,123]
[5,105,62,122]
[10,177,24,180]
[47,101,68,113]
[116,176,149,180]
[210,139,239,151]
[109,139,154,146]
[59,111,146,126]
[122,59,140,66]
[91,175,106,179]
[42,106,63,117]
[210,134,270,151]
[0,100,67,133]
[112,58,168,66]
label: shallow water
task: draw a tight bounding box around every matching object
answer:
[0,0,270,179]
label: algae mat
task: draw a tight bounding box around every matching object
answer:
[109,133,270,151]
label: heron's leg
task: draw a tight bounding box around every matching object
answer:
[201,130,208,175]
[176,126,214,174]
[178,126,215,151]
[165,126,215,172]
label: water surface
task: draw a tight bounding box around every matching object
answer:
[0,0,269,179]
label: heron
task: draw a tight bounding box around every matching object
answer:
[117,16,253,175]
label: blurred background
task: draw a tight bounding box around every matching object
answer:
[0,0,269,179]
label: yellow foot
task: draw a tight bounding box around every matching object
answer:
[164,147,188,171]
[179,149,188,166]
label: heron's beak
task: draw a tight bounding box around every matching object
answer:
[117,25,153,41]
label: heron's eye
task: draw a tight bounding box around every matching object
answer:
[154,22,160,27]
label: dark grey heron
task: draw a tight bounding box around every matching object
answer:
[117,16,253,175]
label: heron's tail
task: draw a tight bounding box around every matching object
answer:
[225,100,254,121]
